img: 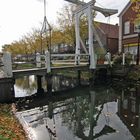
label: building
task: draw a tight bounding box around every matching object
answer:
[94,21,119,55]
[118,1,140,54]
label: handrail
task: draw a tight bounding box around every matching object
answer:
[51,54,89,57]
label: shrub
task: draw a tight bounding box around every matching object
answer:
[112,52,132,65]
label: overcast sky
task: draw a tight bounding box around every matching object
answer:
[0,0,129,50]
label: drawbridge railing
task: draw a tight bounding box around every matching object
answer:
[0,52,90,77]
[12,53,90,66]
[0,51,114,78]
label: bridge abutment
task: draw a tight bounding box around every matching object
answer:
[45,74,52,94]
[0,78,15,103]
[77,70,81,86]
[37,75,44,94]
[95,68,108,84]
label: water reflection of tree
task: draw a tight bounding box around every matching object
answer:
[61,96,93,131]
[59,89,116,139]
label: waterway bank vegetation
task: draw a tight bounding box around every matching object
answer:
[12,63,36,70]
[112,52,140,82]
[127,65,140,81]
[0,104,26,140]
[56,70,90,80]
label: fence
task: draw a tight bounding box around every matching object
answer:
[2,51,132,78]
[12,52,90,69]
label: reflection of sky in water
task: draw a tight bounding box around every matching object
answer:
[16,102,135,140]
[16,87,138,140]
[14,75,37,97]
[14,86,36,97]
[14,75,78,97]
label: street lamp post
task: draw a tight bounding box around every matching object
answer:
[136,25,140,65]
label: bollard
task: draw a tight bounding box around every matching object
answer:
[45,51,51,73]
[36,53,41,68]
[2,52,13,77]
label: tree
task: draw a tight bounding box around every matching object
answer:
[23,29,42,53]
[57,4,76,47]
[131,0,140,24]
[56,4,93,52]
[2,28,42,55]
[51,29,64,45]
[2,41,24,56]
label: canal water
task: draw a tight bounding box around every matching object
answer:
[14,75,140,140]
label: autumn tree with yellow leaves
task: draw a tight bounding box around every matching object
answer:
[131,0,140,26]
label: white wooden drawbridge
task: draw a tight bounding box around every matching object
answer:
[65,0,118,69]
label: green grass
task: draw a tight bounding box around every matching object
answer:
[12,63,36,70]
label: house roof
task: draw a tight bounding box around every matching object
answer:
[118,1,131,17]
[94,21,119,39]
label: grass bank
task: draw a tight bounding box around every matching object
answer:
[0,104,26,140]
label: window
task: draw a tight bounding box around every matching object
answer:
[124,21,130,34]
[134,18,140,33]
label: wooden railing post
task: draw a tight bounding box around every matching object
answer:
[75,54,80,65]
[36,53,41,68]
[2,52,13,77]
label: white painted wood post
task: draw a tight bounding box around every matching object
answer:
[75,14,80,65]
[122,53,125,65]
[45,51,51,73]
[2,52,13,77]
[36,53,41,68]
[88,5,96,69]
[106,52,111,66]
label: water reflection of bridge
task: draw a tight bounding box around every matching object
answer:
[15,87,137,140]
[16,87,116,140]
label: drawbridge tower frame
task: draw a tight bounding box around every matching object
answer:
[65,0,118,69]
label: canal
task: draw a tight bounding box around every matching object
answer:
[14,75,140,140]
